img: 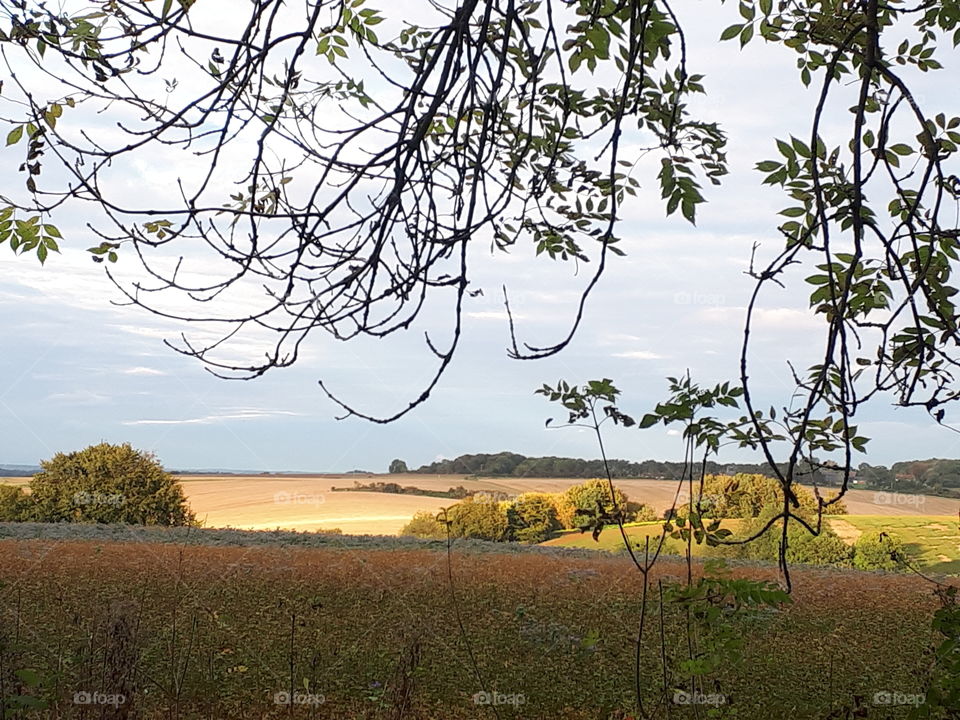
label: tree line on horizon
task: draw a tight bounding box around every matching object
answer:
[404,452,960,495]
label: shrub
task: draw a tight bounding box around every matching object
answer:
[0,484,32,521]
[507,492,560,543]
[678,474,849,519]
[732,506,853,567]
[29,443,195,526]
[388,459,409,474]
[446,496,510,541]
[565,479,629,525]
[853,531,906,571]
[550,493,578,529]
[624,501,658,523]
[399,511,447,539]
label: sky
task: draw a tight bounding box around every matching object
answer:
[1,1,959,472]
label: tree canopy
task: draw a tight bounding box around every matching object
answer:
[3,0,960,584]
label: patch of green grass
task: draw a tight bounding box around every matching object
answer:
[831,515,960,575]
[542,519,743,556]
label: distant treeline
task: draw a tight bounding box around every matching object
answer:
[414,452,780,480]
[330,480,510,500]
[412,452,960,495]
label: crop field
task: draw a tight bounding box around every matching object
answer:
[0,536,941,719]
[35,473,950,537]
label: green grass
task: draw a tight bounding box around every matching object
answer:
[544,515,960,576]
[830,515,960,575]
[542,519,743,556]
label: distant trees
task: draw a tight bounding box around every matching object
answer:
[28,443,195,526]
[388,459,409,474]
[446,497,510,542]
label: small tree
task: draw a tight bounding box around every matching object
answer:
[446,496,510,542]
[0,484,32,521]
[30,443,195,526]
[564,479,629,527]
[388,459,409,474]
[399,511,447,540]
[507,492,560,544]
[853,531,907,571]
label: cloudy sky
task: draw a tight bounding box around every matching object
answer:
[1,2,958,472]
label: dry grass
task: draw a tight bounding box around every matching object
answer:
[0,537,941,719]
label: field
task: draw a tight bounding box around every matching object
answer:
[0,533,942,719]
[3,473,946,537]
[543,515,960,575]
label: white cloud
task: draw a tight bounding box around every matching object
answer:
[123,409,303,426]
[122,366,167,376]
[612,350,665,360]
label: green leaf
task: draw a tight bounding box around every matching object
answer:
[6,125,23,146]
[720,24,742,41]
[638,413,660,429]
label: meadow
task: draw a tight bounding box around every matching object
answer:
[0,532,941,719]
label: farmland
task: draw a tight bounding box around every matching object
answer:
[3,473,945,537]
[0,534,940,719]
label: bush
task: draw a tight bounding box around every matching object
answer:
[388,459,409,474]
[732,506,853,567]
[550,493,578,529]
[399,511,447,539]
[853,531,906,571]
[29,443,195,526]
[446,496,510,541]
[507,492,560,543]
[679,474,848,519]
[565,479,629,525]
[624,501,658,523]
[0,484,32,521]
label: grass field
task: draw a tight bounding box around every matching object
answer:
[0,535,941,719]
[543,515,960,576]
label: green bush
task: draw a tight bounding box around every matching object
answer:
[29,443,195,526]
[731,506,853,567]
[507,492,560,543]
[565,479,629,523]
[446,496,509,541]
[624,501,658,523]
[678,473,848,519]
[853,530,906,571]
[0,484,32,521]
[399,511,447,539]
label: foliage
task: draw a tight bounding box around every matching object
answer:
[445,496,510,542]
[564,478,629,525]
[0,485,32,522]
[623,501,659,523]
[388,459,409,474]
[330,481,472,499]
[399,511,448,540]
[679,473,848,519]
[852,530,907,571]
[29,443,195,526]
[507,492,561,544]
